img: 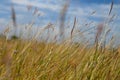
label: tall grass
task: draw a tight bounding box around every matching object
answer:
[0,1,120,80]
[0,38,120,80]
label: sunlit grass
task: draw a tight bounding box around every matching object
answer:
[0,38,120,80]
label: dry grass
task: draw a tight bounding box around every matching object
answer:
[0,38,120,80]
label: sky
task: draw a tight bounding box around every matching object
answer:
[0,0,120,45]
[0,0,119,25]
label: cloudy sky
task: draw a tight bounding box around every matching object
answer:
[0,0,119,25]
[0,0,120,43]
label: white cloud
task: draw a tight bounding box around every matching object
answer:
[0,18,8,32]
[0,18,7,25]
[11,0,63,12]
[0,18,5,22]
[68,4,120,21]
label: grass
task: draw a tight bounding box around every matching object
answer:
[0,37,120,80]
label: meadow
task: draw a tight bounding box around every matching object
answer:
[0,34,120,80]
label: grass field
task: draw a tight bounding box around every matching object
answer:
[0,37,120,80]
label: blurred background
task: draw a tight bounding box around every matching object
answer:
[0,0,120,46]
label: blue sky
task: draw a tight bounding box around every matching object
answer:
[0,0,119,25]
[72,0,120,4]
[0,0,120,43]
